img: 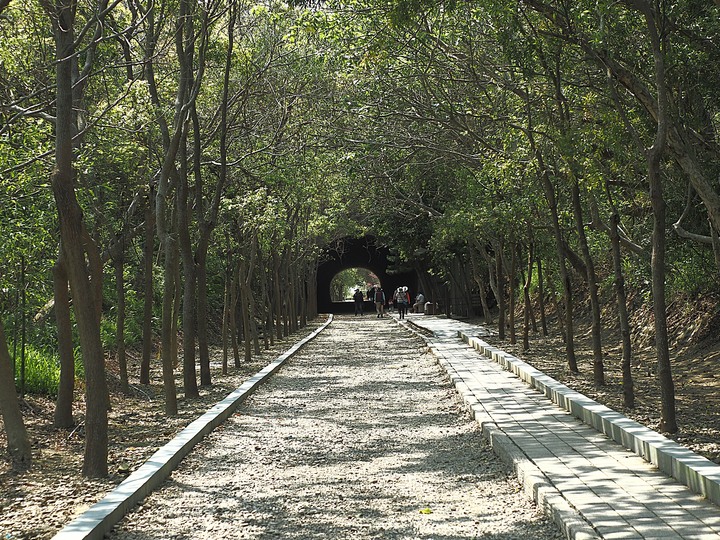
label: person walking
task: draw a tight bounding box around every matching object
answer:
[394,286,409,319]
[374,286,386,318]
[353,288,364,316]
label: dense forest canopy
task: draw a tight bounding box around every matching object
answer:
[1,0,720,474]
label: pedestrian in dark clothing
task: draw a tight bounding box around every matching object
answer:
[353,288,364,316]
[374,287,386,317]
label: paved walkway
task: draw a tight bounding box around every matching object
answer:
[401,314,720,540]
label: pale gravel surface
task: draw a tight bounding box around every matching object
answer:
[110,315,563,540]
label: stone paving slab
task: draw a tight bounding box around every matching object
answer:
[402,314,720,540]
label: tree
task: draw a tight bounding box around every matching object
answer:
[43,0,110,477]
[0,318,31,469]
[630,0,676,432]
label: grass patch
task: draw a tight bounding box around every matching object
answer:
[11,344,84,396]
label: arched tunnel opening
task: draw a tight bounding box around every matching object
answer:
[316,236,418,314]
[329,268,380,303]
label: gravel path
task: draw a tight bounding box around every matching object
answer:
[110,316,563,540]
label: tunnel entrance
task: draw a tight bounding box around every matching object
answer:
[329,268,380,303]
[316,236,418,313]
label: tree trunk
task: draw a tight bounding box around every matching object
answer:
[710,221,720,273]
[508,242,517,345]
[469,242,493,324]
[535,150,577,372]
[640,0,676,433]
[609,206,635,409]
[250,282,261,355]
[195,241,211,386]
[571,177,605,386]
[298,263,308,329]
[53,256,75,428]
[288,269,294,334]
[191,105,212,387]
[258,259,271,349]
[171,237,181,370]
[480,244,500,327]
[240,271,252,364]
[149,0,198,415]
[522,241,534,351]
[305,260,318,320]
[0,319,31,469]
[177,135,199,399]
[140,187,154,385]
[231,261,240,368]
[114,243,130,395]
[546,268,565,339]
[160,236,178,416]
[536,257,549,337]
[250,251,262,355]
[54,154,108,479]
[51,0,108,477]
[649,156,675,431]
[273,252,283,341]
[198,3,235,380]
[221,266,230,376]
[494,242,506,341]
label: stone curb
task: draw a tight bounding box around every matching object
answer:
[432,344,599,540]
[399,318,599,539]
[52,315,334,540]
[459,331,720,507]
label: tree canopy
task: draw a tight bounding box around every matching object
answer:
[3,0,720,472]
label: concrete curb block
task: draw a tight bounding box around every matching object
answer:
[483,424,599,540]
[459,331,720,507]
[52,315,334,540]
[432,350,599,540]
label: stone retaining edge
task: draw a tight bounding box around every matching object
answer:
[458,331,720,507]
[52,314,334,540]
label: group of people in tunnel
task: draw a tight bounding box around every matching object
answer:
[353,285,425,318]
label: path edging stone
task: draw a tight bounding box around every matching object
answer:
[51,315,333,540]
[402,319,599,540]
[458,331,720,507]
